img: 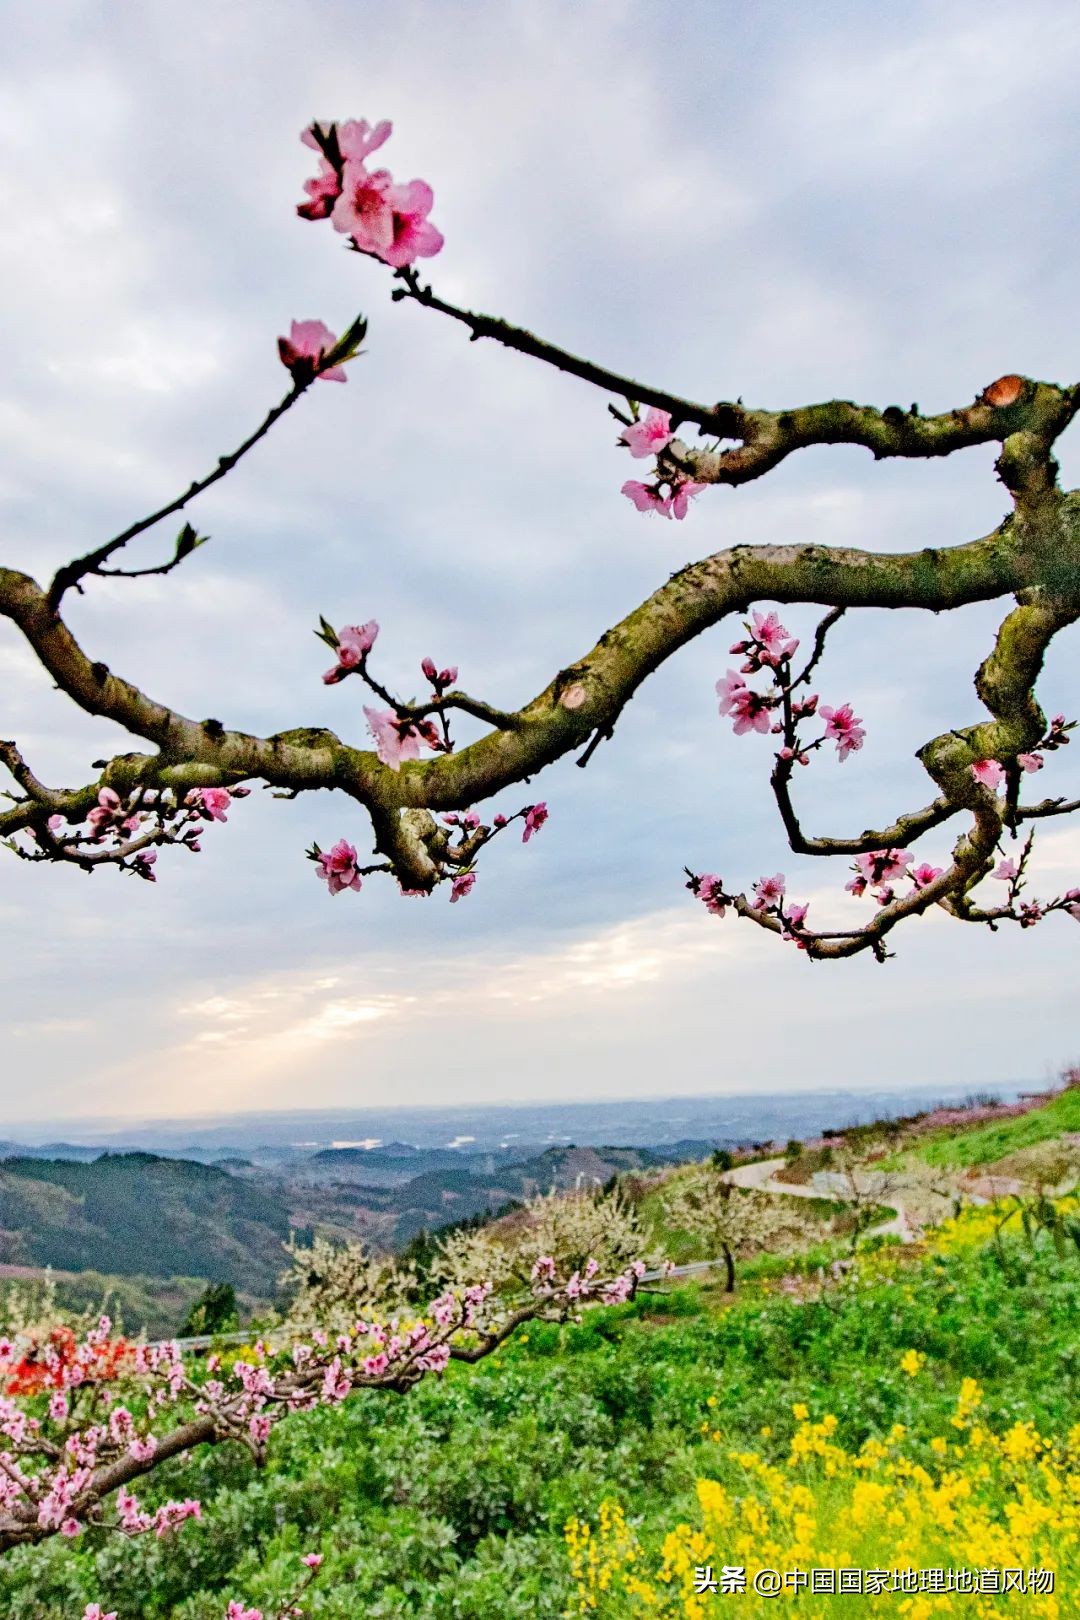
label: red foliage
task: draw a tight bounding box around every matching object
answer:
[4,1326,135,1395]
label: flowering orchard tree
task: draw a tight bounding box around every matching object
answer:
[2,116,1079,960]
[661,1167,804,1293]
[0,1256,644,1569]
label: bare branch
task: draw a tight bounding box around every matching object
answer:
[44,337,365,612]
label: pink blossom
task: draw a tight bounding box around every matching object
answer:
[852,849,912,889]
[297,155,340,221]
[133,849,157,881]
[522,803,548,842]
[1019,901,1044,928]
[333,164,443,268]
[193,787,232,823]
[819,703,866,761]
[315,839,363,896]
[993,859,1018,882]
[153,1498,201,1536]
[363,1352,389,1377]
[782,902,810,947]
[670,478,708,520]
[303,1552,324,1568]
[422,657,458,689]
[332,162,395,250]
[695,874,728,917]
[323,620,379,682]
[716,669,747,709]
[621,480,672,517]
[911,862,944,888]
[82,1608,117,1620]
[971,759,1004,790]
[1018,752,1043,772]
[277,319,347,383]
[227,1605,263,1620]
[716,670,773,735]
[336,118,393,164]
[603,1276,634,1304]
[296,123,392,222]
[381,178,444,267]
[364,707,441,771]
[87,787,122,836]
[620,408,674,459]
[752,873,786,909]
[450,871,476,903]
[748,610,799,666]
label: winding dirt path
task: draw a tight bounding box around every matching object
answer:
[724,1156,917,1242]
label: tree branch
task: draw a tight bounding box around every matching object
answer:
[44,350,352,612]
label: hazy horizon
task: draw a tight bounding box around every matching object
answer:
[0,1076,1035,1150]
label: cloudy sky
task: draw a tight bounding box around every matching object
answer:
[1,1,1077,1127]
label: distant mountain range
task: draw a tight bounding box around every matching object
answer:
[0,1141,696,1302]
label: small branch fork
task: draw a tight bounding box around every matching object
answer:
[2,210,1079,952]
[43,320,360,615]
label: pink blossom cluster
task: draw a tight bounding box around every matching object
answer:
[969,714,1073,793]
[309,800,549,905]
[619,408,707,520]
[715,610,865,764]
[315,617,453,769]
[421,657,458,692]
[980,832,1080,929]
[297,118,443,268]
[25,784,247,884]
[0,1321,201,1544]
[845,848,921,906]
[685,869,811,949]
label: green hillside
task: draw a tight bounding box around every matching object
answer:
[917,1086,1080,1167]
[0,1154,290,1293]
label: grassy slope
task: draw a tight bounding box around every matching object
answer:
[915,1087,1080,1168]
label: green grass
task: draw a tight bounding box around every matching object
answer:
[916,1086,1080,1168]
